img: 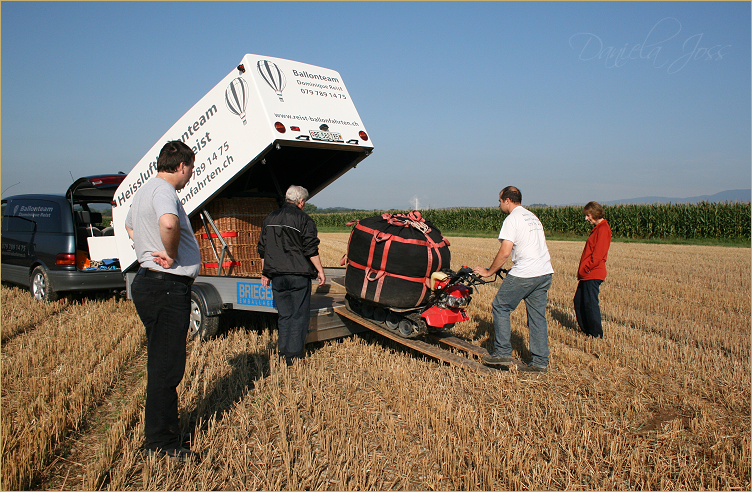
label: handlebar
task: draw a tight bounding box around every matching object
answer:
[454,266,506,286]
[428,266,507,304]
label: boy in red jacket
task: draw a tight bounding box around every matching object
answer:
[574,202,611,338]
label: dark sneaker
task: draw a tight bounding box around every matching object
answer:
[146,447,199,463]
[520,364,548,373]
[482,353,513,366]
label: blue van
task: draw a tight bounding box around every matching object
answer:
[1,175,127,301]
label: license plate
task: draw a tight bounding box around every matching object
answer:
[309,130,343,142]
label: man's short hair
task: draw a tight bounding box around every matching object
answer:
[583,201,605,220]
[157,140,195,173]
[500,186,522,204]
[285,185,309,204]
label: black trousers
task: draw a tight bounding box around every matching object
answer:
[271,275,311,364]
[131,274,191,451]
[574,279,604,338]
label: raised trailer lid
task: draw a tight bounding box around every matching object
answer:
[112,54,373,272]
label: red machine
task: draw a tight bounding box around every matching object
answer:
[345,266,502,338]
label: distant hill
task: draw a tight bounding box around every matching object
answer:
[306,205,371,214]
[600,189,750,206]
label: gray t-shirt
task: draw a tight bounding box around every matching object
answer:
[125,176,200,278]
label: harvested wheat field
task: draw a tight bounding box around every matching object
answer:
[1,233,749,490]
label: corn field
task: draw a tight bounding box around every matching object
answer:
[1,235,749,490]
[312,202,751,240]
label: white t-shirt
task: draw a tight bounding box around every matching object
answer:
[498,206,554,278]
[125,177,201,278]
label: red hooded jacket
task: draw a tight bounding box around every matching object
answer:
[577,219,612,281]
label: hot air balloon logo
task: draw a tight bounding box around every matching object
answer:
[257,60,286,102]
[225,77,249,125]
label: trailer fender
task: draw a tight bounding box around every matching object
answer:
[191,282,223,316]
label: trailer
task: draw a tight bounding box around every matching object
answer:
[105,54,373,341]
[102,54,514,374]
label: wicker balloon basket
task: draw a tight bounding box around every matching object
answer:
[190,197,278,276]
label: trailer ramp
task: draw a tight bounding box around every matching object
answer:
[334,306,524,375]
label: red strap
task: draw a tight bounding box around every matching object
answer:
[423,234,443,277]
[201,231,239,239]
[350,261,430,307]
[352,222,449,278]
[349,260,428,284]
[374,275,385,302]
[417,279,428,306]
[365,267,386,281]
[343,223,359,265]
[367,268,386,302]
[380,211,431,232]
[360,267,386,298]
[365,232,379,275]
[379,235,392,272]
[354,223,448,249]
[204,261,241,268]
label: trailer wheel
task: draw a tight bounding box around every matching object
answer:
[189,291,220,340]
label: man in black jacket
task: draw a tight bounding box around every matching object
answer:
[258,185,326,366]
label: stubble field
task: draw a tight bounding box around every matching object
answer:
[1,234,749,490]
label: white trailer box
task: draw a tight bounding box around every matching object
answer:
[111,54,373,340]
[112,54,373,272]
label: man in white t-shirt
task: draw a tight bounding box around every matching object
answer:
[473,186,554,373]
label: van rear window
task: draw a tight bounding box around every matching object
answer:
[6,200,62,233]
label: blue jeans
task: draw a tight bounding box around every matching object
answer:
[573,279,603,337]
[271,275,312,364]
[131,273,191,451]
[491,273,553,367]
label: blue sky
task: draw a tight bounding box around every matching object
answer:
[2,1,749,209]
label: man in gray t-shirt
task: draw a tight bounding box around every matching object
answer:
[125,140,200,462]
[125,175,200,277]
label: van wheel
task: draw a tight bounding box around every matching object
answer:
[30,266,59,302]
[189,291,220,340]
